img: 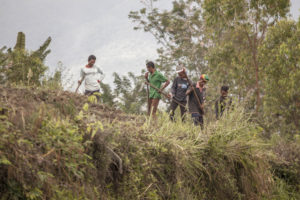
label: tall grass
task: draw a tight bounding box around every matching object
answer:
[0,86,299,199]
[102,106,273,199]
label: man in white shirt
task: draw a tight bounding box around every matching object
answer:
[78,55,104,101]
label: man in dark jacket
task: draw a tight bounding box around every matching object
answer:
[169,65,189,121]
[215,86,232,119]
[186,74,209,128]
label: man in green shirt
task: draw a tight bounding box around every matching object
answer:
[145,61,170,118]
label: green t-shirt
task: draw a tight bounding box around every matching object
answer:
[148,70,168,99]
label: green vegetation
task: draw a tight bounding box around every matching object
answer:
[128,0,299,135]
[0,32,51,86]
[0,1,300,199]
[112,72,147,114]
[1,86,299,199]
[260,19,300,134]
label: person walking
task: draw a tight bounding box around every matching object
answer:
[169,65,189,122]
[186,74,209,128]
[145,61,170,118]
[77,55,104,102]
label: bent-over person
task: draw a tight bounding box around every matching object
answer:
[186,74,209,128]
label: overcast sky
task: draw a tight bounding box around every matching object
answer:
[0,0,299,90]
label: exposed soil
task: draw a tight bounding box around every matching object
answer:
[0,86,136,125]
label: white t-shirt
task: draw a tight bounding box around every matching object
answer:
[79,65,104,91]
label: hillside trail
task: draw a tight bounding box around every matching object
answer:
[0,86,136,125]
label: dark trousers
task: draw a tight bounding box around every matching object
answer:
[85,90,100,102]
[191,113,204,129]
[169,100,187,121]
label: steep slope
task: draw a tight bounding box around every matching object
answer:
[0,86,299,200]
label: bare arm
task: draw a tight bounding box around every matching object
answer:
[78,68,85,84]
[160,80,170,92]
[145,72,149,82]
[186,86,193,95]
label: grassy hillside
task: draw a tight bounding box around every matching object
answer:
[0,86,299,200]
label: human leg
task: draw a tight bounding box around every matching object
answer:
[150,98,160,118]
[169,100,178,121]
[179,101,187,122]
[191,113,203,127]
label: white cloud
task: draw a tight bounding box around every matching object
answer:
[1,0,299,93]
[291,0,300,19]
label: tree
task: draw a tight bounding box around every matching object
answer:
[1,32,51,85]
[202,0,290,112]
[14,32,26,50]
[260,19,300,134]
[129,0,290,112]
[31,36,52,61]
[0,46,9,84]
[43,64,63,90]
[113,72,147,114]
[129,0,207,77]
[99,82,115,107]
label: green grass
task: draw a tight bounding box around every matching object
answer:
[0,87,299,199]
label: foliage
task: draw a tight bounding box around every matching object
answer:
[0,32,51,86]
[203,0,290,111]
[129,0,207,77]
[31,36,52,62]
[260,19,300,134]
[0,105,98,199]
[103,107,275,199]
[14,32,26,50]
[99,82,115,107]
[43,69,63,90]
[6,49,48,86]
[0,0,299,198]
[129,0,290,112]
[270,134,300,199]
[128,0,299,136]
[0,47,9,84]
[1,86,299,199]
[42,61,73,91]
[113,71,147,114]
